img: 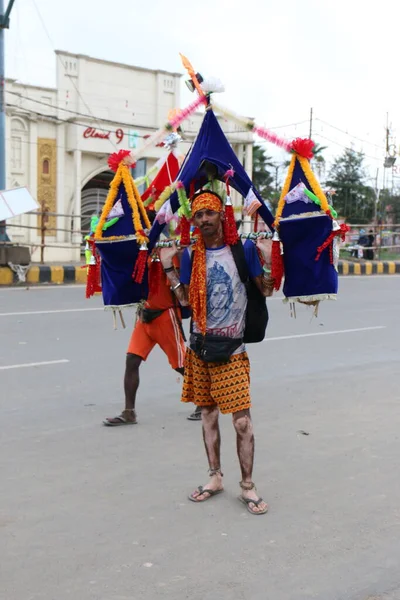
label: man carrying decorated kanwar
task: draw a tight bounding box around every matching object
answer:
[103,240,201,426]
[159,190,273,515]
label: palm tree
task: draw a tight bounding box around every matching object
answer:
[312,143,327,179]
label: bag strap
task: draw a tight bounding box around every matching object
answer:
[230,241,249,283]
[189,249,195,334]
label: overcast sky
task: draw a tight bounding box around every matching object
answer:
[5,0,400,186]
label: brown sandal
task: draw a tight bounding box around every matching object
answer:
[103,410,137,427]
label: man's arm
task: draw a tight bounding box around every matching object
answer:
[159,243,190,306]
[253,271,275,297]
[248,237,275,297]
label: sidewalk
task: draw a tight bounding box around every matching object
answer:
[0,260,399,285]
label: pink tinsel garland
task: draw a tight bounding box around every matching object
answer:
[168,95,208,129]
[253,125,292,152]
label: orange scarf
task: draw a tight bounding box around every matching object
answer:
[189,193,223,335]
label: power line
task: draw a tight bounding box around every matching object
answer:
[6,90,157,131]
[313,132,382,163]
[315,117,385,151]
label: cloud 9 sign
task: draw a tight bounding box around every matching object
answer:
[83,128,140,148]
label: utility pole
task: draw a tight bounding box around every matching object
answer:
[309,107,313,139]
[0,0,16,239]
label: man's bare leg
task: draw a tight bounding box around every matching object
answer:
[124,359,183,410]
[124,353,142,411]
[190,405,224,501]
[103,353,142,425]
[232,409,268,513]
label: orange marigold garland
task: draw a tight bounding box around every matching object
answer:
[189,190,235,334]
[297,156,332,218]
[120,166,151,284]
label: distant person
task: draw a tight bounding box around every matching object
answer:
[0,221,10,242]
[365,229,375,260]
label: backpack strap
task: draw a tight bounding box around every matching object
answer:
[230,241,249,284]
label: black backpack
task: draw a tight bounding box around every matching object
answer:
[230,241,269,343]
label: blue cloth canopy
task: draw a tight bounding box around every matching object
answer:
[279,157,338,300]
[149,108,274,248]
[96,108,275,307]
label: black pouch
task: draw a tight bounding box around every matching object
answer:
[139,307,164,324]
[190,333,243,363]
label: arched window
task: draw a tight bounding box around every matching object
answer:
[43,159,50,175]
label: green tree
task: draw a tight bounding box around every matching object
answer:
[378,187,400,223]
[326,147,374,223]
[252,144,275,201]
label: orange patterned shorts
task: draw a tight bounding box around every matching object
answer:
[181,348,251,414]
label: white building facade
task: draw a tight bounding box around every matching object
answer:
[6,51,253,262]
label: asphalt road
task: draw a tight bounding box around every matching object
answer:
[1,276,399,600]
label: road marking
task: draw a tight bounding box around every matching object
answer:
[0,298,288,318]
[0,307,103,317]
[0,359,70,371]
[264,326,386,342]
[0,284,86,291]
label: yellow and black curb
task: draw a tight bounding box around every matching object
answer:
[338,260,400,275]
[0,260,399,286]
[0,265,87,285]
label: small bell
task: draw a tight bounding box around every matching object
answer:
[89,254,96,266]
[225,195,232,207]
[272,231,280,242]
[332,220,340,232]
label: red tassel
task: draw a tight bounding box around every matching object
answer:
[132,247,148,284]
[86,243,102,298]
[271,238,284,291]
[148,258,162,297]
[180,215,191,246]
[315,223,350,262]
[223,204,239,245]
[254,212,259,233]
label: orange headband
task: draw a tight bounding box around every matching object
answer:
[191,192,223,217]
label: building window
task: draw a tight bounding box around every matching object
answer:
[163,78,174,93]
[43,159,50,175]
[11,136,22,170]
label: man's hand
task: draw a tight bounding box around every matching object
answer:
[159,242,178,269]
[256,238,272,270]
